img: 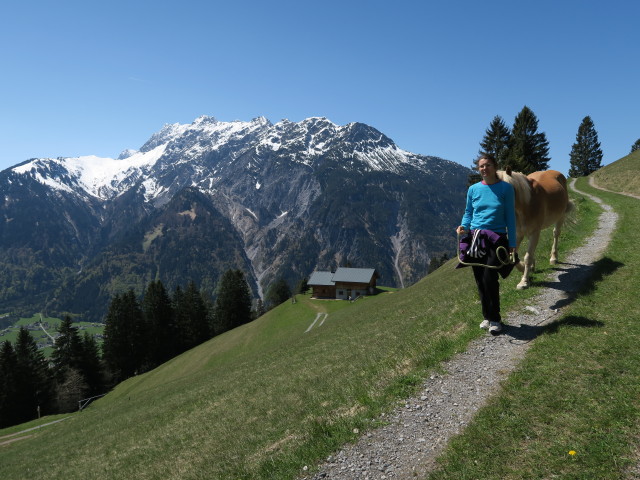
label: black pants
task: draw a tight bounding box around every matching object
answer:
[472,265,501,322]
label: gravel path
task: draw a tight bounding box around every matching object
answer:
[304,179,619,480]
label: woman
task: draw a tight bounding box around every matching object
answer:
[456,154,517,334]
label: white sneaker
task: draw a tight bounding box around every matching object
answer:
[489,321,502,334]
[479,320,490,330]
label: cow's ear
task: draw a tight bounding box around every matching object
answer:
[505,166,513,176]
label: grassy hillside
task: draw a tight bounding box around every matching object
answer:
[591,149,640,195]
[0,179,602,479]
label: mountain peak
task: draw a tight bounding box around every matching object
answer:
[118,149,139,160]
[193,115,218,125]
[140,122,188,153]
[6,114,453,201]
[251,116,270,126]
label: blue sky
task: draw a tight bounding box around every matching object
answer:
[1,0,638,175]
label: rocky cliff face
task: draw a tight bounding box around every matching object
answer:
[0,115,471,320]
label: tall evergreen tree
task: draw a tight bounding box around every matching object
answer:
[51,316,84,383]
[254,298,265,319]
[568,116,603,177]
[173,282,211,352]
[295,277,309,295]
[14,327,53,422]
[0,341,20,428]
[79,332,104,396]
[507,106,550,173]
[631,138,640,153]
[51,317,104,398]
[265,277,291,310]
[51,317,89,411]
[478,115,511,169]
[142,280,175,367]
[103,290,146,382]
[212,270,252,335]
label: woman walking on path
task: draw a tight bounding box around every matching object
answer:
[456,154,518,334]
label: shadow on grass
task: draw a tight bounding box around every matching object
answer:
[534,256,623,310]
[504,316,605,342]
[501,256,621,343]
[544,315,605,334]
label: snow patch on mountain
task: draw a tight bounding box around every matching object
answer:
[354,146,429,173]
[9,114,446,204]
[118,149,139,160]
[11,162,76,194]
[13,144,167,199]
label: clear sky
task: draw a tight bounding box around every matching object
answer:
[1,0,638,175]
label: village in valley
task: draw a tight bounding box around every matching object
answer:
[0,313,104,356]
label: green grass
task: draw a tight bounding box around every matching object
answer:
[0,176,609,480]
[591,149,640,195]
[426,176,640,479]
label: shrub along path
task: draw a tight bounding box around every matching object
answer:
[305,179,619,479]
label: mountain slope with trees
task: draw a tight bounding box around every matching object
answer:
[0,116,471,321]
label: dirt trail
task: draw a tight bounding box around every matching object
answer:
[0,417,71,447]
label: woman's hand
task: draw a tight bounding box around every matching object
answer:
[456,226,467,235]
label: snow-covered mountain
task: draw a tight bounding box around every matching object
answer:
[11,116,445,200]
[0,115,471,321]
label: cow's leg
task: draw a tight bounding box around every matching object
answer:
[517,230,540,290]
[549,218,563,265]
[515,234,525,272]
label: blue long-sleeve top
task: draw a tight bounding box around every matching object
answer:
[461,180,517,248]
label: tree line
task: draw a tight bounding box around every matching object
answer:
[0,269,280,428]
[0,317,102,427]
[100,270,260,384]
[475,105,615,178]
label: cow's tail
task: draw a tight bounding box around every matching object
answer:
[566,199,575,214]
[562,199,577,227]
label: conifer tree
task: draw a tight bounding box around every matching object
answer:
[14,327,53,422]
[51,316,84,383]
[0,341,20,428]
[79,332,104,396]
[103,290,146,382]
[254,298,265,319]
[631,139,640,153]
[265,278,291,310]
[51,316,91,410]
[568,116,603,177]
[173,282,211,352]
[212,270,252,335]
[142,280,175,367]
[507,106,550,173]
[478,115,511,169]
[51,317,104,398]
[295,277,309,295]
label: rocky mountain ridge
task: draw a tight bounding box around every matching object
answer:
[0,115,471,321]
